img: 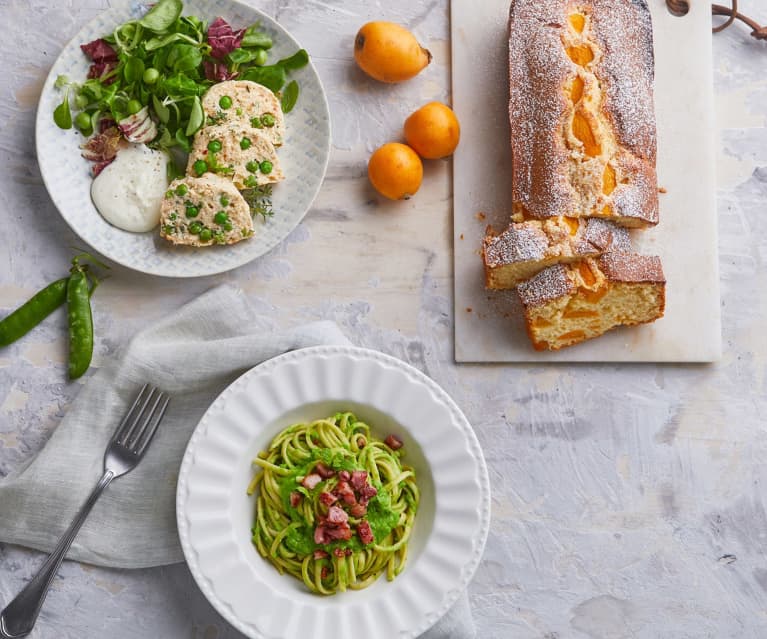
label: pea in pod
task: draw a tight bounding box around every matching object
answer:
[0,252,106,380]
[0,278,69,346]
[66,265,94,380]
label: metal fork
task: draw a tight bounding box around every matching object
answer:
[0,384,170,639]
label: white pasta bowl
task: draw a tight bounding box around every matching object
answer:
[176,346,490,639]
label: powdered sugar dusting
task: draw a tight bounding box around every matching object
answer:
[484,222,550,266]
[592,0,657,160]
[508,0,573,219]
[517,263,575,308]
[598,251,665,283]
[576,217,632,253]
[508,0,657,225]
[612,153,659,224]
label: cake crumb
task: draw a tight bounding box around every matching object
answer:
[658,186,667,193]
[466,307,473,313]
[476,212,486,221]
[460,233,464,240]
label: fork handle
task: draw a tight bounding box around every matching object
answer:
[0,470,115,638]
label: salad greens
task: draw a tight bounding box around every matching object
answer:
[53,0,308,155]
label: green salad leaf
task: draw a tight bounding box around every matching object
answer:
[281,80,299,114]
[53,0,309,157]
[240,64,287,93]
[277,49,309,72]
[139,0,183,33]
[53,89,72,129]
[241,26,272,49]
[185,96,204,135]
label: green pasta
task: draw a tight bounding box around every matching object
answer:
[247,412,419,594]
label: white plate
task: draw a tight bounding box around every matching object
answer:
[35,0,330,278]
[176,346,491,639]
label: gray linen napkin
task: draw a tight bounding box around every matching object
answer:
[0,284,474,638]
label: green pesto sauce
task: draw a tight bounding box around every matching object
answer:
[276,449,400,556]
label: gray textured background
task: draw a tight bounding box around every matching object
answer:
[1,1,766,637]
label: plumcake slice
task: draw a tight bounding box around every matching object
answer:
[508,0,658,228]
[517,252,665,351]
[483,216,630,289]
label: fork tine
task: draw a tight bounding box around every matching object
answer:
[125,388,163,449]
[117,386,156,446]
[134,393,169,456]
[114,384,150,444]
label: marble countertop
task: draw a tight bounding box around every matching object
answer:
[1,1,766,637]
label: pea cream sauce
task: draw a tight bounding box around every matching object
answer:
[91,144,170,233]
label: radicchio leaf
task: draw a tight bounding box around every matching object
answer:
[87,60,118,84]
[80,39,118,62]
[207,17,246,60]
[118,107,158,144]
[80,126,121,163]
[203,60,238,82]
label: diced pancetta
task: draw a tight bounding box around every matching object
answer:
[327,506,348,525]
[350,470,368,491]
[301,473,322,490]
[315,462,336,479]
[358,520,374,545]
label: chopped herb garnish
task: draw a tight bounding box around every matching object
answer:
[241,184,274,221]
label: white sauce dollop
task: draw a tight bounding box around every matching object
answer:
[91,144,170,233]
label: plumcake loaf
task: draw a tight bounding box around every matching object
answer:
[483,217,629,289]
[518,252,665,351]
[508,0,658,228]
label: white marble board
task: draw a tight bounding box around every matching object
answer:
[452,0,721,362]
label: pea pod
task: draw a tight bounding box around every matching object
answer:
[0,278,69,346]
[66,266,94,380]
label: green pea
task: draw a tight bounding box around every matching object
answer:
[240,137,251,150]
[186,206,199,218]
[189,222,203,235]
[250,117,263,129]
[214,211,228,224]
[219,95,233,109]
[127,99,143,115]
[245,175,258,188]
[220,194,230,207]
[74,112,92,134]
[193,160,208,176]
[224,222,233,231]
[261,113,276,127]
[199,229,213,242]
[253,48,268,66]
[165,190,174,199]
[259,160,273,174]
[246,160,259,173]
[75,94,89,110]
[175,183,189,196]
[143,68,160,84]
[207,139,222,153]
[236,108,243,116]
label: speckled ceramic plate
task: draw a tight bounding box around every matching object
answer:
[35,1,330,278]
[176,346,491,639]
